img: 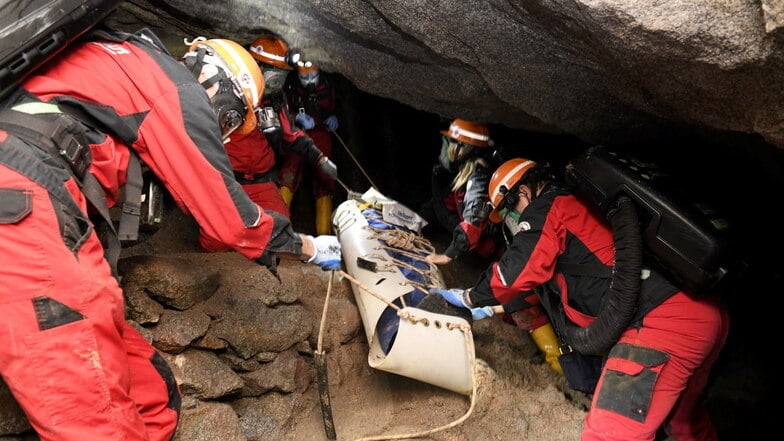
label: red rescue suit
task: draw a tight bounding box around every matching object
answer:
[200,91,323,251]
[282,74,336,197]
[221,128,290,220]
[468,184,729,441]
[0,29,298,441]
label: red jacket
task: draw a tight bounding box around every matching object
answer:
[469,184,675,327]
[225,94,313,176]
[22,30,274,260]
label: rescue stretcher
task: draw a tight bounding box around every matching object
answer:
[332,188,476,395]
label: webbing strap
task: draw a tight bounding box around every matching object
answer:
[82,172,121,274]
[0,108,121,276]
[118,152,142,241]
[0,106,92,177]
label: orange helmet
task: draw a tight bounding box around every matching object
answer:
[296,60,319,86]
[440,119,493,148]
[487,158,538,223]
[184,37,264,136]
[296,60,318,74]
[249,35,298,70]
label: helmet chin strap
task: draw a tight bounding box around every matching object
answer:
[182,47,246,138]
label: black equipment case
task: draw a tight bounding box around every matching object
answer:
[565,146,733,293]
[0,0,123,100]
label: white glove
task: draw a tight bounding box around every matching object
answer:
[306,235,342,270]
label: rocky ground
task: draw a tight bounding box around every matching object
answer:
[0,194,773,441]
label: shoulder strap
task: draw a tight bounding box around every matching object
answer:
[117,151,142,241]
[0,107,122,277]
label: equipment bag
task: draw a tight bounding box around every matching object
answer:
[565,146,734,294]
[0,0,123,100]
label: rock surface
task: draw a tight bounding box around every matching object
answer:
[109,0,784,149]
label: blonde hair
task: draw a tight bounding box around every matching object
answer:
[448,143,490,192]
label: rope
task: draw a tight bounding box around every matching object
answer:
[316,270,338,440]
[337,270,479,441]
[362,225,441,293]
[318,271,334,353]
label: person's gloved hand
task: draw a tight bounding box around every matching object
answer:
[318,156,338,180]
[307,235,342,270]
[429,288,495,322]
[470,306,495,321]
[324,115,339,131]
[295,112,315,130]
[429,288,470,309]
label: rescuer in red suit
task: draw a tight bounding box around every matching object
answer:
[0,29,340,441]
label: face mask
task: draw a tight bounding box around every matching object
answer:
[502,209,522,235]
[263,68,287,95]
[298,71,319,88]
[438,136,454,172]
[210,78,245,139]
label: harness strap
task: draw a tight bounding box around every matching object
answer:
[0,107,122,276]
[118,152,142,241]
[0,105,91,178]
[233,168,279,185]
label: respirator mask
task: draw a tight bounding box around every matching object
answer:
[257,107,281,134]
[438,136,455,172]
[209,75,246,139]
[501,208,522,245]
[262,67,287,96]
[257,107,283,152]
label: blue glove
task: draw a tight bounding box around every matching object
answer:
[295,112,315,130]
[429,288,495,321]
[324,115,339,131]
[306,235,342,271]
[470,306,495,321]
[429,288,470,309]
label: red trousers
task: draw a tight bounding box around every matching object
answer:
[0,166,179,441]
[582,291,729,441]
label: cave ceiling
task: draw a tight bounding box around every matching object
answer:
[108,0,784,151]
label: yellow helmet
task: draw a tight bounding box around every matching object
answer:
[184,37,264,136]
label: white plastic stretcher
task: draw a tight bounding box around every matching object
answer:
[332,190,475,395]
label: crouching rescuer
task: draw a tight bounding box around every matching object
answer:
[429,156,729,441]
[0,26,341,441]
